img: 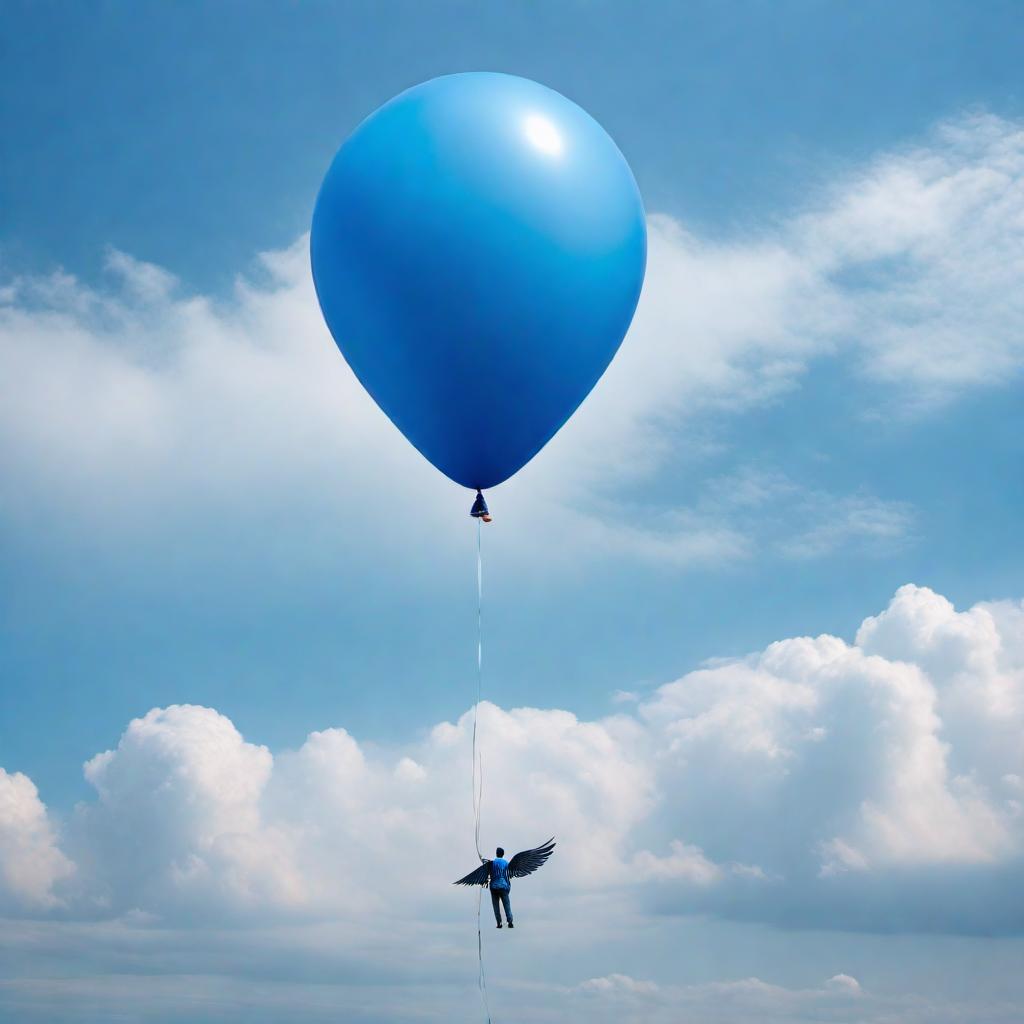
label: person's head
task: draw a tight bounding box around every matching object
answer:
[496,847,504,858]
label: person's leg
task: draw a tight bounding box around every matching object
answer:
[490,889,502,926]
[501,889,512,925]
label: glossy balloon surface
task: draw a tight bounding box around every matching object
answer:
[311,72,646,489]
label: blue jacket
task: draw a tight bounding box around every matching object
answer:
[489,857,510,890]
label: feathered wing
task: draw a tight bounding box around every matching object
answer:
[508,838,556,878]
[453,862,491,887]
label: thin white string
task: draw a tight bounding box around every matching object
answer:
[472,517,484,861]
[477,887,492,1023]
[472,516,491,1023]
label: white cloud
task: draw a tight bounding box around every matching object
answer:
[537,112,1024,498]
[578,972,660,995]
[2,584,1021,937]
[0,769,74,911]
[826,973,862,995]
[642,589,1024,894]
[76,706,300,918]
[51,700,655,924]
[548,970,1020,1024]
[796,114,1024,399]
[2,584,1024,1018]
[630,839,723,884]
[2,113,1021,577]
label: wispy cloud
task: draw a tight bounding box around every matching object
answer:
[1,113,1020,579]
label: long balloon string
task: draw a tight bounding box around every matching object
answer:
[472,518,492,1023]
[472,518,484,861]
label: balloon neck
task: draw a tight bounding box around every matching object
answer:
[470,490,492,523]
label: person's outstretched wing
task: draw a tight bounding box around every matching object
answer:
[508,838,556,878]
[453,861,491,887]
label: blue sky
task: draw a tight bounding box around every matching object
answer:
[1,2,1024,1022]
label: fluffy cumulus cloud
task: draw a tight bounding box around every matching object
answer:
[58,700,653,925]
[3,584,1023,927]
[3,113,1023,574]
[0,769,73,911]
[641,585,1024,933]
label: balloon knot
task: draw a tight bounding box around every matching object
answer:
[470,490,492,523]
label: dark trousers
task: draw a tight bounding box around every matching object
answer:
[490,887,512,924]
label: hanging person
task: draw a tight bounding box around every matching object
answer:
[488,848,512,928]
[453,839,556,928]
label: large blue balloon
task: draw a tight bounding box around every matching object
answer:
[311,73,646,490]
